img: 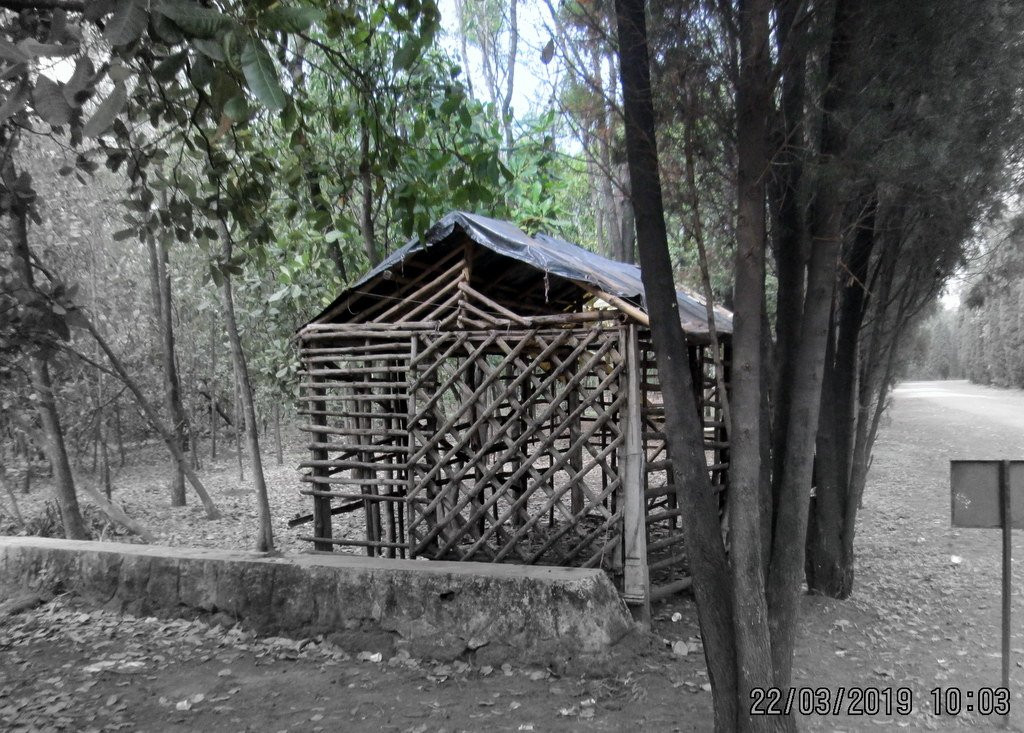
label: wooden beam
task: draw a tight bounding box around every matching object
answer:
[582,285,649,326]
[458,281,530,325]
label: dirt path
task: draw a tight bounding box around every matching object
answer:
[3,379,1024,731]
[783,379,1024,731]
[893,380,1024,435]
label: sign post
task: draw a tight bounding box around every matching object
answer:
[1001,460,1011,721]
[950,459,1024,728]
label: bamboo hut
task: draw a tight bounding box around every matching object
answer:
[294,212,732,610]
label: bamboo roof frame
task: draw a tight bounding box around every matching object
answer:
[299,211,733,341]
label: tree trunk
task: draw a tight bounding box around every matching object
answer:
[806,195,876,597]
[234,374,245,482]
[81,316,221,519]
[834,255,906,592]
[0,467,27,530]
[359,119,379,266]
[766,0,860,687]
[807,321,846,593]
[684,103,731,433]
[100,414,112,500]
[616,173,636,265]
[218,224,274,552]
[849,254,899,511]
[146,232,188,507]
[114,399,125,467]
[730,0,776,724]
[765,202,841,688]
[501,0,518,151]
[769,0,809,528]
[210,317,218,460]
[274,401,283,466]
[591,42,620,262]
[78,482,155,543]
[8,202,87,540]
[454,0,476,99]
[614,0,739,728]
[91,414,100,473]
[477,17,500,109]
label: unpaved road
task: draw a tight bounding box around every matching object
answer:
[893,380,1024,440]
[819,379,1024,731]
[4,378,1024,732]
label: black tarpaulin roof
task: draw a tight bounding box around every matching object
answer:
[309,211,732,335]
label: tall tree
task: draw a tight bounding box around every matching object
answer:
[539,0,634,262]
[219,221,273,552]
[729,0,774,712]
[455,0,519,149]
[614,0,867,725]
[613,0,739,727]
[2,147,87,540]
[765,0,858,685]
[803,0,1024,598]
[145,231,189,506]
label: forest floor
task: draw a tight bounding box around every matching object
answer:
[3,379,1024,731]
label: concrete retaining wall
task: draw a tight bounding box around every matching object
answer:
[0,537,635,664]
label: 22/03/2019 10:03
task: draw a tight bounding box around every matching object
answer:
[749,686,1011,716]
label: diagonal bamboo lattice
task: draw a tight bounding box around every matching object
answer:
[406,326,627,568]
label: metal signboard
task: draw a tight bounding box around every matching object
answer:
[951,460,1024,528]
[950,459,1023,727]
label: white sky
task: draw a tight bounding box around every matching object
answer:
[436,0,559,124]
[940,278,962,310]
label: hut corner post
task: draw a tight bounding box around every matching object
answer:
[621,323,651,625]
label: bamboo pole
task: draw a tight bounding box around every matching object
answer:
[582,285,650,326]
[621,324,650,621]
[406,333,615,510]
[489,439,623,562]
[301,475,409,487]
[458,282,530,324]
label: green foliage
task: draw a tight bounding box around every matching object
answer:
[0,0,584,380]
[0,259,77,362]
[240,39,286,111]
[938,218,1024,388]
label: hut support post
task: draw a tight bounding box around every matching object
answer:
[407,336,426,557]
[356,350,381,556]
[310,373,333,551]
[621,324,650,625]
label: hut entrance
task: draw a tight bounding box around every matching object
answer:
[294,212,732,614]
